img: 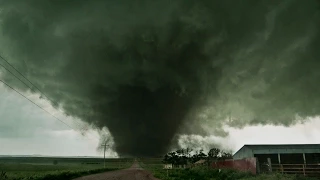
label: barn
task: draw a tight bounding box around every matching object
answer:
[233,144,320,176]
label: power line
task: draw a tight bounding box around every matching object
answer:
[0,79,99,139]
[0,54,99,140]
[0,79,100,141]
[0,79,74,129]
[0,63,34,91]
[0,55,90,132]
[0,55,50,100]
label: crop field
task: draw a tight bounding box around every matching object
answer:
[0,156,133,180]
[139,157,163,169]
[139,158,318,180]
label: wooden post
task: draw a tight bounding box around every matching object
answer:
[303,153,306,164]
[101,143,109,168]
[303,153,306,176]
[278,154,282,174]
[103,145,106,168]
[267,158,272,173]
[256,159,261,174]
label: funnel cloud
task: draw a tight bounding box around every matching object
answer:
[0,0,320,156]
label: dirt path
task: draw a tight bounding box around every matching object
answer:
[73,161,160,180]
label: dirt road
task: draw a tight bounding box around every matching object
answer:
[73,161,160,180]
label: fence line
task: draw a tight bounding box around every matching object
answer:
[272,164,320,177]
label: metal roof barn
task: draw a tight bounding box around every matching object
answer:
[233,144,320,176]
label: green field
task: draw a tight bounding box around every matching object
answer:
[139,158,318,180]
[2,157,319,180]
[0,156,133,180]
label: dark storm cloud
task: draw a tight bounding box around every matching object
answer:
[0,0,320,156]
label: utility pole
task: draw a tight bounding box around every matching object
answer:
[101,142,109,168]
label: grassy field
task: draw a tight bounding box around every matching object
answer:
[3,157,318,180]
[0,157,133,180]
[139,158,318,180]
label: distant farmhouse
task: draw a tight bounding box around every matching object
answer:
[232,144,320,176]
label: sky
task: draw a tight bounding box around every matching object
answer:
[1,83,319,157]
[0,0,320,157]
[0,84,113,157]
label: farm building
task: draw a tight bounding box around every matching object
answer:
[233,144,320,176]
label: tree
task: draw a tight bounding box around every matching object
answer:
[162,149,191,167]
[208,148,220,159]
[185,148,192,158]
[220,151,233,160]
[53,160,58,165]
[191,149,207,163]
[206,148,233,168]
[162,151,178,166]
[198,149,207,159]
[162,147,232,169]
[207,148,233,160]
[207,148,221,168]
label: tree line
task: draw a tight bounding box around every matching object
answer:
[162,148,233,167]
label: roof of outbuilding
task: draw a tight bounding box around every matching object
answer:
[194,159,206,164]
[243,144,320,149]
[233,144,320,156]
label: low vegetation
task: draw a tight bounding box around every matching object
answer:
[1,168,117,180]
[142,164,317,180]
[140,150,317,180]
[0,158,132,180]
